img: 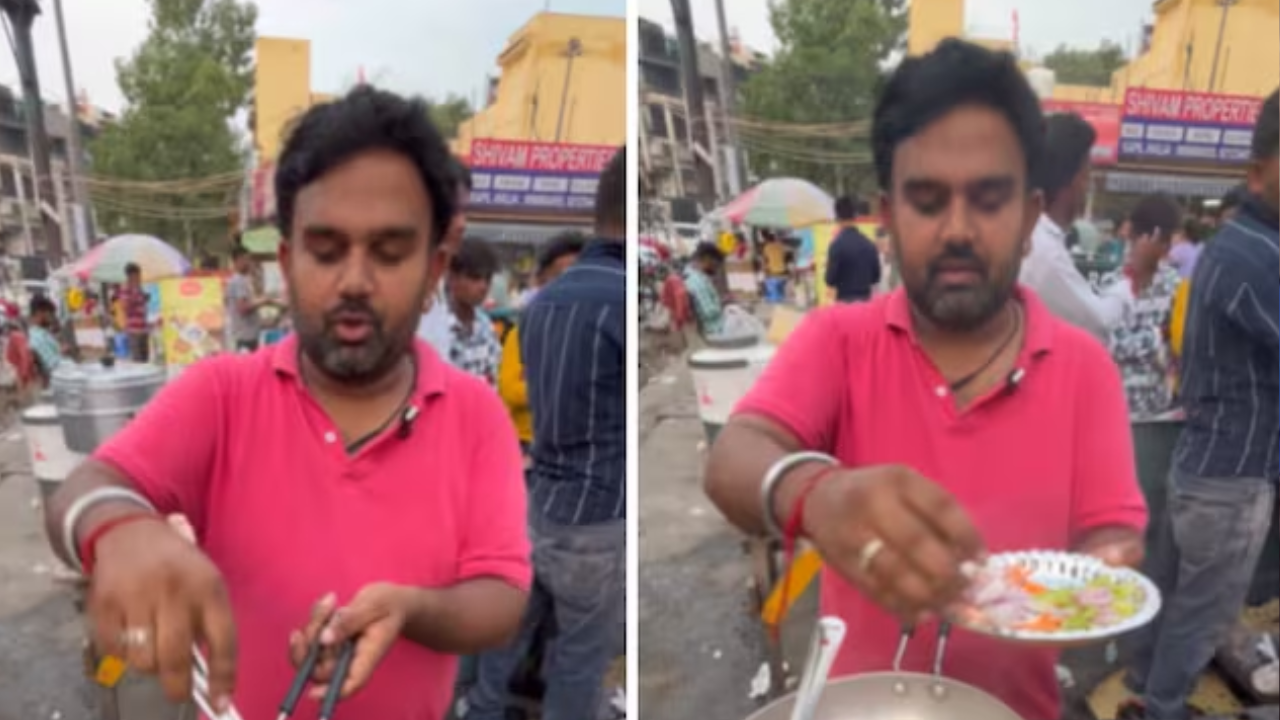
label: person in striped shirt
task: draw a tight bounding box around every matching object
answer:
[1121,89,1279,720]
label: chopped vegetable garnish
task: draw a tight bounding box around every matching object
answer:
[958,563,1147,634]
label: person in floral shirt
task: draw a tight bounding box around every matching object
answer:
[1101,193,1184,418]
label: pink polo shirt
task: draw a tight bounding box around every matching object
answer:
[94,336,531,720]
[735,288,1147,720]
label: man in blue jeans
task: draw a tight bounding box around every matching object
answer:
[466,147,627,720]
[1121,89,1279,720]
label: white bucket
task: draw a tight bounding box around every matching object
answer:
[21,404,85,499]
[688,344,778,440]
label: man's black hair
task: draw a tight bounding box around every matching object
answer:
[536,231,587,277]
[453,157,472,191]
[274,85,456,244]
[124,262,141,276]
[1221,182,1249,215]
[1037,113,1097,205]
[28,295,55,316]
[692,241,725,264]
[230,244,249,259]
[450,236,499,279]
[1252,89,1278,161]
[1128,193,1182,242]
[872,39,1045,192]
[595,146,626,233]
[834,195,858,221]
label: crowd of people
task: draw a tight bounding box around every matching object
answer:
[704,37,1276,720]
[38,85,627,720]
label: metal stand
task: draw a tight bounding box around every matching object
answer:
[74,585,121,720]
[744,536,787,699]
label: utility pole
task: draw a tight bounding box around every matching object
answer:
[1207,0,1239,92]
[670,0,716,207]
[1,0,65,264]
[553,37,583,142]
[52,0,92,252]
[713,0,745,196]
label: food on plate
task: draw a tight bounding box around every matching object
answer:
[955,563,1147,634]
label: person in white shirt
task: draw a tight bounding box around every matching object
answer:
[418,157,470,358]
[1019,113,1132,341]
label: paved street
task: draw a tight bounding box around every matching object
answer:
[638,347,813,720]
[0,425,186,720]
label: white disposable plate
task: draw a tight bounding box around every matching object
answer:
[950,550,1162,647]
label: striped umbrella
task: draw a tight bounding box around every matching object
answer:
[63,234,191,284]
[720,177,835,228]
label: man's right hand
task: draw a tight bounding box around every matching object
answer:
[797,464,986,623]
[87,518,237,707]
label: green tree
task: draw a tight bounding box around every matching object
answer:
[1042,41,1127,87]
[739,0,906,195]
[425,94,475,140]
[90,0,257,254]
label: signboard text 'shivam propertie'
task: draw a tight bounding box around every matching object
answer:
[468,139,616,214]
[1119,88,1263,164]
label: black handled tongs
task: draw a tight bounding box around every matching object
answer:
[277,636,357,720]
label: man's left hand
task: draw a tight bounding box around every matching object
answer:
[1076,527,1146,568]
[301,583,410,700]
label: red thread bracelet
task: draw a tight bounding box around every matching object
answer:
[771,464,840,642]
[79,512,162,576]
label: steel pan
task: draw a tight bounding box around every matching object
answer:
[745,625,1024,720]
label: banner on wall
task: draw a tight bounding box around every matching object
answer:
[468,139,616,215]
[159,277,226,367]
[1043,100,1121,165]
[1119,88,1262,164]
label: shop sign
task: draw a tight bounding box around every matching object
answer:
[1119,88,1262,164]
[468,139,617,215]
[1043,100,1121,165]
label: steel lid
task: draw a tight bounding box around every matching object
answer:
[51,360,166,389]
[688,344,777,370]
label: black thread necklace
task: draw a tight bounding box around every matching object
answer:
[946,303,1022,393]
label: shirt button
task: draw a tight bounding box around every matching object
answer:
[935,385,948,398]
[323,431,337,444]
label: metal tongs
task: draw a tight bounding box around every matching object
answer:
[190,635,356,720]
[789,616,848,720]
[190,645,244,720]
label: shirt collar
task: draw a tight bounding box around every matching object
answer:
[271,332,447,399]
[1036,213,1068,241]
[884,285,1055,355]
[580,239,624,264]
[1239,193,1280,229]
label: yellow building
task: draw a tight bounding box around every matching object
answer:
[454,12,625,153]
[1110,0,1278,97]
[906,0,1278,103]
[907,0,965,57]
[252,37,337,162]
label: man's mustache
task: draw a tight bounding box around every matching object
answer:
[927,244,987,280]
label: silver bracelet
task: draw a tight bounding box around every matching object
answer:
[61,487,157,574]
[760,452,838,539]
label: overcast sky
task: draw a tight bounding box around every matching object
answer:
[0,0,625,115]
[639,0,1155,59]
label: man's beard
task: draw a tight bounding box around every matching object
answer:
[899,241,1020,332]
[290,290,423,385]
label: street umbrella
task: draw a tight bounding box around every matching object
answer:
[63,234,191,284]
[720,177,835,228]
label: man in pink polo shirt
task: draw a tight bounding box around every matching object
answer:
[45,87,531,720]
[705,40,1148,720]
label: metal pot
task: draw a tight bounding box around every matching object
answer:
[745,625,1023,720]
[51,359,166,454]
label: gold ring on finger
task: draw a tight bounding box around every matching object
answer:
[858,537,885,574]
[117,626,150,648]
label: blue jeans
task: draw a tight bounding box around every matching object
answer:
[466,511,625,720]
[1123,470,1276,720]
